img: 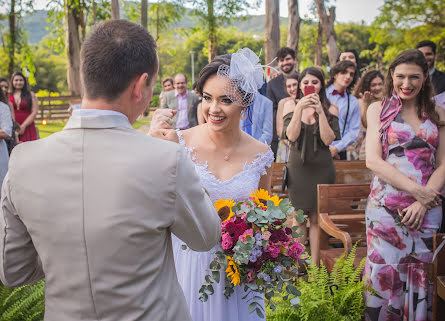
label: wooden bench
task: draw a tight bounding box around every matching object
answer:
[271,162,287,198]
[270,161,372,198]
[316,184,370,270]
[333,160,372,184]
[433,233,445,320]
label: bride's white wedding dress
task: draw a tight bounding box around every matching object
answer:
[172,131,274,321]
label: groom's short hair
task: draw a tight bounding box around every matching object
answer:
[80,19,158,102]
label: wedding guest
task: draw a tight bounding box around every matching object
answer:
[282,67,340,265]
[326,60,360,159]
[416,40,445,94]
[364,49,445,321]
[276,72,298,162]
[267,47,297,159]
[353,70,384,160]
[159,77,174,103]
[161,73,199,129]
[191,81,203,126]
[8,72,38,142]
[339,49,360,68]
[239,93,273,144]
[0,88,12,190]
[0,77,15,121]
[0,20,220,321]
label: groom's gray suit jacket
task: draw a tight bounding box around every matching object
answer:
[0,113,221,321]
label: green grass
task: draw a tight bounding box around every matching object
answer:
[36,119,151,139]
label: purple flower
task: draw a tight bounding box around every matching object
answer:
[255,233,263,241]
[249,255,258,263]
[263,274,271,282]
[274,265,283,273]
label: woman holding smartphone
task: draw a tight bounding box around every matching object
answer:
[282,67,340,264]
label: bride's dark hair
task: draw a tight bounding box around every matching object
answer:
[195,54,254,108]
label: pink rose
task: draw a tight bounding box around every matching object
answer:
[286,242,305,261]
[221,233,234,250]
[262,231,271,241]
[265,244,281,259]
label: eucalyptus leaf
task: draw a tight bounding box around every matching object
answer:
[255,308,265,318]
[290,296,300,305]
[286,284,301,296]
[212,271,220,283]
[248,302,257,314]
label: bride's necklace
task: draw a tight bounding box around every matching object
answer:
[207,127,242,162]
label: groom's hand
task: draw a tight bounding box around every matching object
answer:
[150,128,179,143]
[149,109,176,134]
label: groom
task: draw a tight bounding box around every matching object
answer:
[0,20,220,321]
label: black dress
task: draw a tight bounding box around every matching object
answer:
[282,112,341,211]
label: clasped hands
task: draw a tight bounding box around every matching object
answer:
[148,109,179,143]
[400,185,441,230]
[295,93,323,114]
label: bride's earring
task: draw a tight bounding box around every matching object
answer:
[241,109,247,121]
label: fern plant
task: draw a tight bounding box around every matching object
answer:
[296,245,370,321]
[0,280,45,321]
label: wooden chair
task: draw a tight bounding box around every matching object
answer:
[316,184,370,271]
[333,160,373,184]
[271,162,288,198]
[433,233,445,320]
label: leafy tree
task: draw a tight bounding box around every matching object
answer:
[186,0,258,61]
[369,0,445,70]
[0,0,35,80]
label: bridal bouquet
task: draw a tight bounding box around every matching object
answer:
[198,189,306,318]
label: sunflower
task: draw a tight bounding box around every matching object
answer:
[226,256,241,286]
[214,199,236,222]
[269,195,282,206]
[250,189,272,207]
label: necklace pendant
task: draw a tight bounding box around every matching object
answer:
[224,155,230,161]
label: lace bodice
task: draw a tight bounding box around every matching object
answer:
[177,130,274,202]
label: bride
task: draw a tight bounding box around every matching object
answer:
[150,49,273,321]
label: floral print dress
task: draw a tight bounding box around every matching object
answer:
[364,100,441,321]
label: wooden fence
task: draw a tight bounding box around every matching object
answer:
[36,94,160,121]
[36,95,81,121]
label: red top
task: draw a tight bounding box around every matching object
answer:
[8,93,38,142]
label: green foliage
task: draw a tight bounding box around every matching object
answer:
[0,281,45,321]
[370,0,445,70]
[266,291,301,321]
[296,245,369,321]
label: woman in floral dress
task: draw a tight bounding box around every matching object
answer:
[365,49,445,320]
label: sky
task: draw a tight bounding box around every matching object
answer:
[30,0,384,25]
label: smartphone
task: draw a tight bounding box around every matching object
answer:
[303,85,315,96]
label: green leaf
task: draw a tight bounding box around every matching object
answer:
[255,307,265,318]
[265,290,274,300]
[212,271,220,283]
[290,296,300,305]
[286,284,301,296]
[248,302,257,314]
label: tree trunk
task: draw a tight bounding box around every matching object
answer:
[207,0,217,62]
[314,20,323,66]
[314,0,339,67]
[8,0,16,78]
[141,0,148,29]
[111,0,120,19]
[265,0,280,66]
[287,0,300,69]
[65,0,82,96]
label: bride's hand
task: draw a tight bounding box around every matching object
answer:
[149,109,177,133]
[150,128,179,143]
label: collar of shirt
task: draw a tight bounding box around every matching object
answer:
[73,109,128,120]
[430,67,436,77]
[175,90,188,99]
